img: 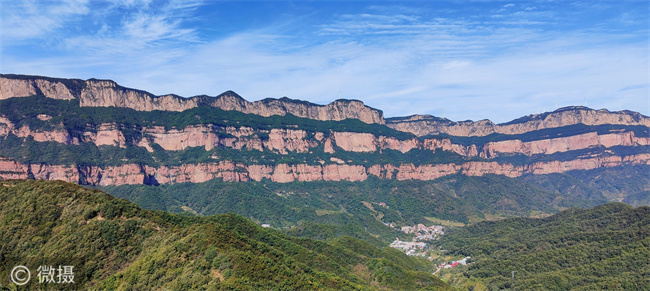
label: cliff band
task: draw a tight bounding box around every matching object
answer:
[0,74,648,187]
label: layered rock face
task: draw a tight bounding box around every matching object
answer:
[2,154,648,186]
[2,117,647,158]
[1,74,648,187]
[0,74,383,124]
[4,74,647,138]
[387,108,650,137]
[1,116,648,185]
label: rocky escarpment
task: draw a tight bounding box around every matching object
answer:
[387,107,650,137]
[1,154,648,186]
[1,113,649,186]
[1,74,648,188]
[5,74,649,140]
[2,117,648,159]
[0,74,384,124]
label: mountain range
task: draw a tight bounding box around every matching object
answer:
[0,74,648,229]
[1,74,649,289]
[1,74,648,186]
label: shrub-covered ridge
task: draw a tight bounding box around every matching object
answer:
[0,180,448,290]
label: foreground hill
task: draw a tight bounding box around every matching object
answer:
[0,180,448,290]
[437,203,650,290]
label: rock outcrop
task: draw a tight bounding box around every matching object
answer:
[387,108,650,137]
[1,74,648,187]
[2,119,647,159]
[1,154,648,185]
[5,74,649,139]
[0,74,384,124]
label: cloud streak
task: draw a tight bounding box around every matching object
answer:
[1,1,647,123]
[1,0,90,41]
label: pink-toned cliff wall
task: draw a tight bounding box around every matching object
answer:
[1,119,647,160]
[2,154,648,186]
[479,131,650,158]
[0,75,383,124]
[387,108,650,137]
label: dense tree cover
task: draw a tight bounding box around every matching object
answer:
[437,203,650,290]
[99,173,618,246]
[624,191,650,207]
[522,165,650,207]
[0,180,449,290]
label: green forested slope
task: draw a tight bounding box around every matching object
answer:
[100,172,622,246]
[437,203,650,290]
[0,180,448,290]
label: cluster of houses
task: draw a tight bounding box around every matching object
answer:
[440,257,471,269]
[400,224,445,241]
[389,224,445,256]
[386,222,472,270]
[389,238,428,256]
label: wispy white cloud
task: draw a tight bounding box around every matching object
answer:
[1,0,90,41]
[2,1,648,123]
[109,26,644,123]
[62,0,200,56]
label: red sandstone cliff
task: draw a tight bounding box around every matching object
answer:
[0,74,384,124]
[1,74,648,187]
[1,154,648,186]
[387,108,650,137]
[4,74,648,141]
[1,118,646,159]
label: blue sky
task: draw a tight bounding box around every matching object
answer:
[1,0,648,123]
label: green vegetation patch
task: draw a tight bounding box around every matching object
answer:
[98,173,620,246]
[0,180,448,290]
[437,203,650,290]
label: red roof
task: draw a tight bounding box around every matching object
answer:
[450,262,459,267]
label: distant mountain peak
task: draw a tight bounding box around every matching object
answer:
[387,106,649,137]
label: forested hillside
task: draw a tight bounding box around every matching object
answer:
[100,172,625,246]
[437,203,650,290]
[0,180,448,290]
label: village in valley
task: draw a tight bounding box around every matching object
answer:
[387,222,471,272]
[389,223,444,257]
[266,200,472,273]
